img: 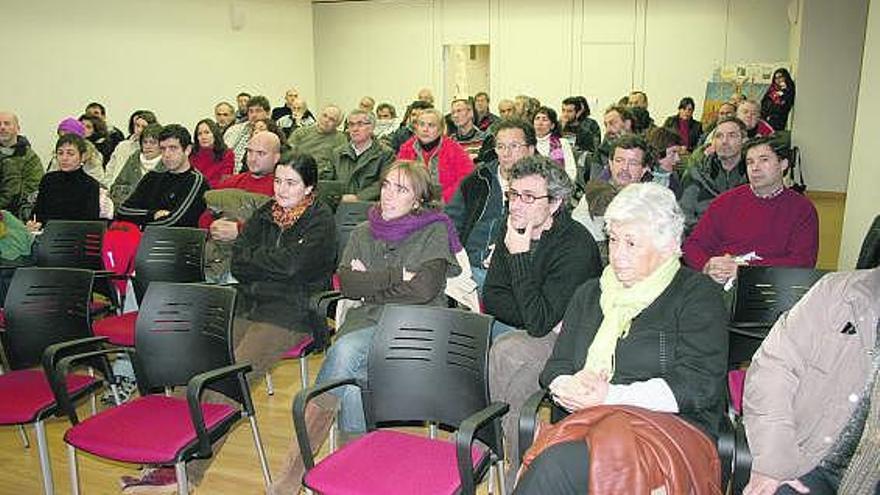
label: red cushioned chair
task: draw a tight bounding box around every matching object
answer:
[0,267,111,495]
[92,226,206,347]
[52,282,271,494]
[293,304,508,495]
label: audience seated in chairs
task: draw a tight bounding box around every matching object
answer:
[224,95,271,166]
[683,135,818,286]
[0,111,44,219]
[103,110,158,190]
[109,123,164,209]
[743,267,879,495]
[190,119,234,188]
[484,155,602,488]
[273,160,464,492]
[515,182,729,494]
[288,104,346,182]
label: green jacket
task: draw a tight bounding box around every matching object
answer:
[679,146,747,233]
[0,137,43,218]
[288,126,348,181]
[320,141,395,208]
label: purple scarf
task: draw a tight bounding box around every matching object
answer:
[368,206,463,253]
[548,135,565,165]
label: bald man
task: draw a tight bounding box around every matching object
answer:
[288,105,347,179]
[417,88,435,105]
[0,111,43,217]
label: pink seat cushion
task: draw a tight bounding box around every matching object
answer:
[282,335,315,359]
[304,429,486,494]
[93,312,138,346]
[0,369,96,424]
[0,308,6,329]
[728,369,747,415]
[65,394,237,464]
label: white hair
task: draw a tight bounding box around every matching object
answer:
[604,182,684,255]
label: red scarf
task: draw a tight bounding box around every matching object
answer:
[271,195,314,230]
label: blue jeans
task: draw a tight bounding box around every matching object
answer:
[314,326,375,433]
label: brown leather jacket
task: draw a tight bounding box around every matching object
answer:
[522,405,722,495]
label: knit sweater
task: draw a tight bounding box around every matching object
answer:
[32,168,100,223]
[683,184,818,271]
[189,148,234,188]
[288,126,348,180]
[116,167,209,228]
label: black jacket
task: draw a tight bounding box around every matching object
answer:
[483,210,602,336]
[33,168,100,223]
[115,168,209,228]
[444,161,505,266]
[540,267,729,439]
[231,200,337,330]
[663,116,703,151]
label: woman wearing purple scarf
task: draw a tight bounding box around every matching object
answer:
[274,160,463,491]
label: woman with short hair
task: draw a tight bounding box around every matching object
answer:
[28,133,101,230]
[532,106,577,182]
[515,182,729,494]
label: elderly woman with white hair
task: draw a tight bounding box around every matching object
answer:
[514,182,729,495]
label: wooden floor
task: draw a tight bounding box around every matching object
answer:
[0,193,847,494]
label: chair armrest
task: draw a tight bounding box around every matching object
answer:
[732,420,752,494]
[185,362,253,458]
[53,347,135,424]
[717,417,735,490]
[455,401,510,495]
[310,290,344,319]
[42,336,109,374]
[292,377,360,469]
[518,389,551,463]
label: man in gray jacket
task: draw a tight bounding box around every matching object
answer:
[743,267,879,494]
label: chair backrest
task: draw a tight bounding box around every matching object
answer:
[132,226,207,303]
[856,214,880,269]
[362,305,498,446]
[133,282,240,400]
[35,220,106,270]
[730,266,828,328]
[335,201,372,258]
[2,267,94,369]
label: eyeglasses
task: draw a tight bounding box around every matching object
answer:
[348,121,371,128]
[495,142,528,153]
[505,189,550,204]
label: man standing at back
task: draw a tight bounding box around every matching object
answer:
[0,111,43,218]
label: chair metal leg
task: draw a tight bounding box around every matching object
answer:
[329,417,338,452]
[18,424,30,448]
[110,382,122,406]
[175,462,188,495]
[487,462,496,494]
[265,371,274,396]
[429,421,438,439]
[88,368,97,415]
[299,357,309,390]
[496,459,507,495]
[247,415,272,490]
[68,444,80,495]
[34,421,54,495]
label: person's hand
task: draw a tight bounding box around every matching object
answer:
[550,372,608,412]
[402,268,416,281]
[574,369,609,404]
[504,216,533,255]
[703,254,739,284]
[704,144,716,155]
[25,219,43,233]
[744,472,810,495]
[340,194,359,203]
[209,218,239,242]
[153,209,170,220]
[350,258,367,272]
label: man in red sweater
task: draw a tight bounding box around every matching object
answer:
[683,136,818,285]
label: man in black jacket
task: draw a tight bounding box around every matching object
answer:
[485,155,602,487]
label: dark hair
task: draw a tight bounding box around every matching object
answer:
[85,102,106,117]
[605,104,633,123]
[254,118,287,148]
[158,124,192,149]
[743,134,791,162]
[771,68,795,93]
[192,119,228,161]
[576,96,591,117]
[562,97,583,115]
[139,123,163,147]
[276,151,318,189]
[645,127,682,163]
[629,107,653,134]
[376,102,397,118]
[247,95,271,113]
[474,92,490,102]
[79,113,107,138]
[678,97,696,110]
[534,106,561,137]
[55,133,87,155]
[401,100,434,126]
[127,110,158,136]
[237,92,251,99]
[611,134,651,166]
[495,117,537,146]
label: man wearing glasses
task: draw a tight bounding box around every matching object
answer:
[484,155,602,487]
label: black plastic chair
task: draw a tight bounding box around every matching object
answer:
[92,226,207,347]
[293,304,508,495]
[334,200,372,259]
[856,214,880,269]
[0,268,109,495]
[53,282,272,494]
[35,221,106,270]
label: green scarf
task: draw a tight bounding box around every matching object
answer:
[583,256,680,379]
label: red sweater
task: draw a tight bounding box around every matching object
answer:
[190,148,234,188]
[397,135,474,203]
[197,172,275,229]
[683,185,818,270]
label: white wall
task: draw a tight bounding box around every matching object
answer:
[313,0,790,122]
[791,0,868,193]
[0,0,314,164]
[838,0,879,269]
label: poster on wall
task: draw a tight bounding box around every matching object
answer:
[702,62,786,126]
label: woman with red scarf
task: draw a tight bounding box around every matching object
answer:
[761,68,796,131]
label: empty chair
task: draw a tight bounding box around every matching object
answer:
[53,282,271,494]
[34,220,106,270]
[0,267,107,495]
[293,304,507,495]
[92,226,206,347]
